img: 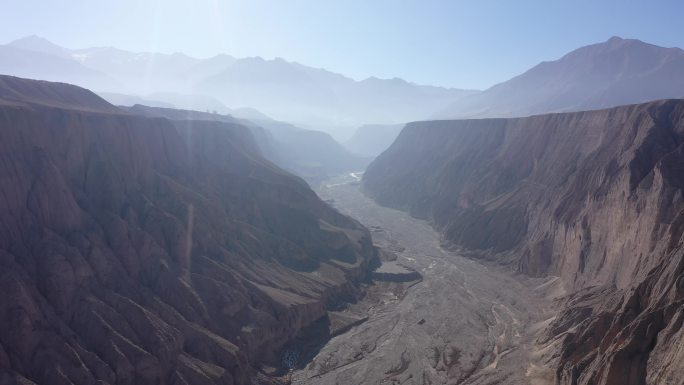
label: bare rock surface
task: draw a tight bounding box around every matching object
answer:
[363,100,684,384]
[0,75,377,385]
[125,104,371,183]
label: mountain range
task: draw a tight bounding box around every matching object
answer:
[437,36,684,119]
[344,36,684,156]
[7,35,683,148]
[3,35,475,139]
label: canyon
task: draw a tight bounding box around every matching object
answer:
[0,75,377,385]
[1,35,684,385]
[292,173,559,385]
[124,104,369,182]
[363,100,684,384]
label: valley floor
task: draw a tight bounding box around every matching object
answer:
[292,174,561,385]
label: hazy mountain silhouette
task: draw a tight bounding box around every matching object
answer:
[2,35,475,139]
[199,58,477,137]
[350,36,684,158]
[345,123,405,157]
[0,44,117,91]
[8,34,71,58]
[251,118,371,180]
[69,47,235,94]
[3,36,371,178]
[126,104,368,182]
[437,36,684,118]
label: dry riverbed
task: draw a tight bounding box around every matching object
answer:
[290,173,562,385]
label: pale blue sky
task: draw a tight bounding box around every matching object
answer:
[2,0,682,89]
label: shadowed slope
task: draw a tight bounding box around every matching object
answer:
[0,75,377,385]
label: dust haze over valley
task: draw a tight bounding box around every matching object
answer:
[2,1,684,385]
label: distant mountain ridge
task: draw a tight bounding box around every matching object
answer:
[4,35,476,138]
[0,44,118,91]
[350,36,684,158]
[7,35,684,146]
[436,36,684,119]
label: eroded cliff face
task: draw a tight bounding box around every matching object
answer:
[363,100,684,384]
[125,105,370,183]
[0,76,377,385]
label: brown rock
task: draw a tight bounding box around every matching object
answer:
[0,75,378,384]
[363,99,684,384]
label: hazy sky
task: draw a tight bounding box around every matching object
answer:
[2,0,683,89]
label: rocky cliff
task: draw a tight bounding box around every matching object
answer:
[0,75,377,385]
[363,100,684,384]
[125,105,370,183]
